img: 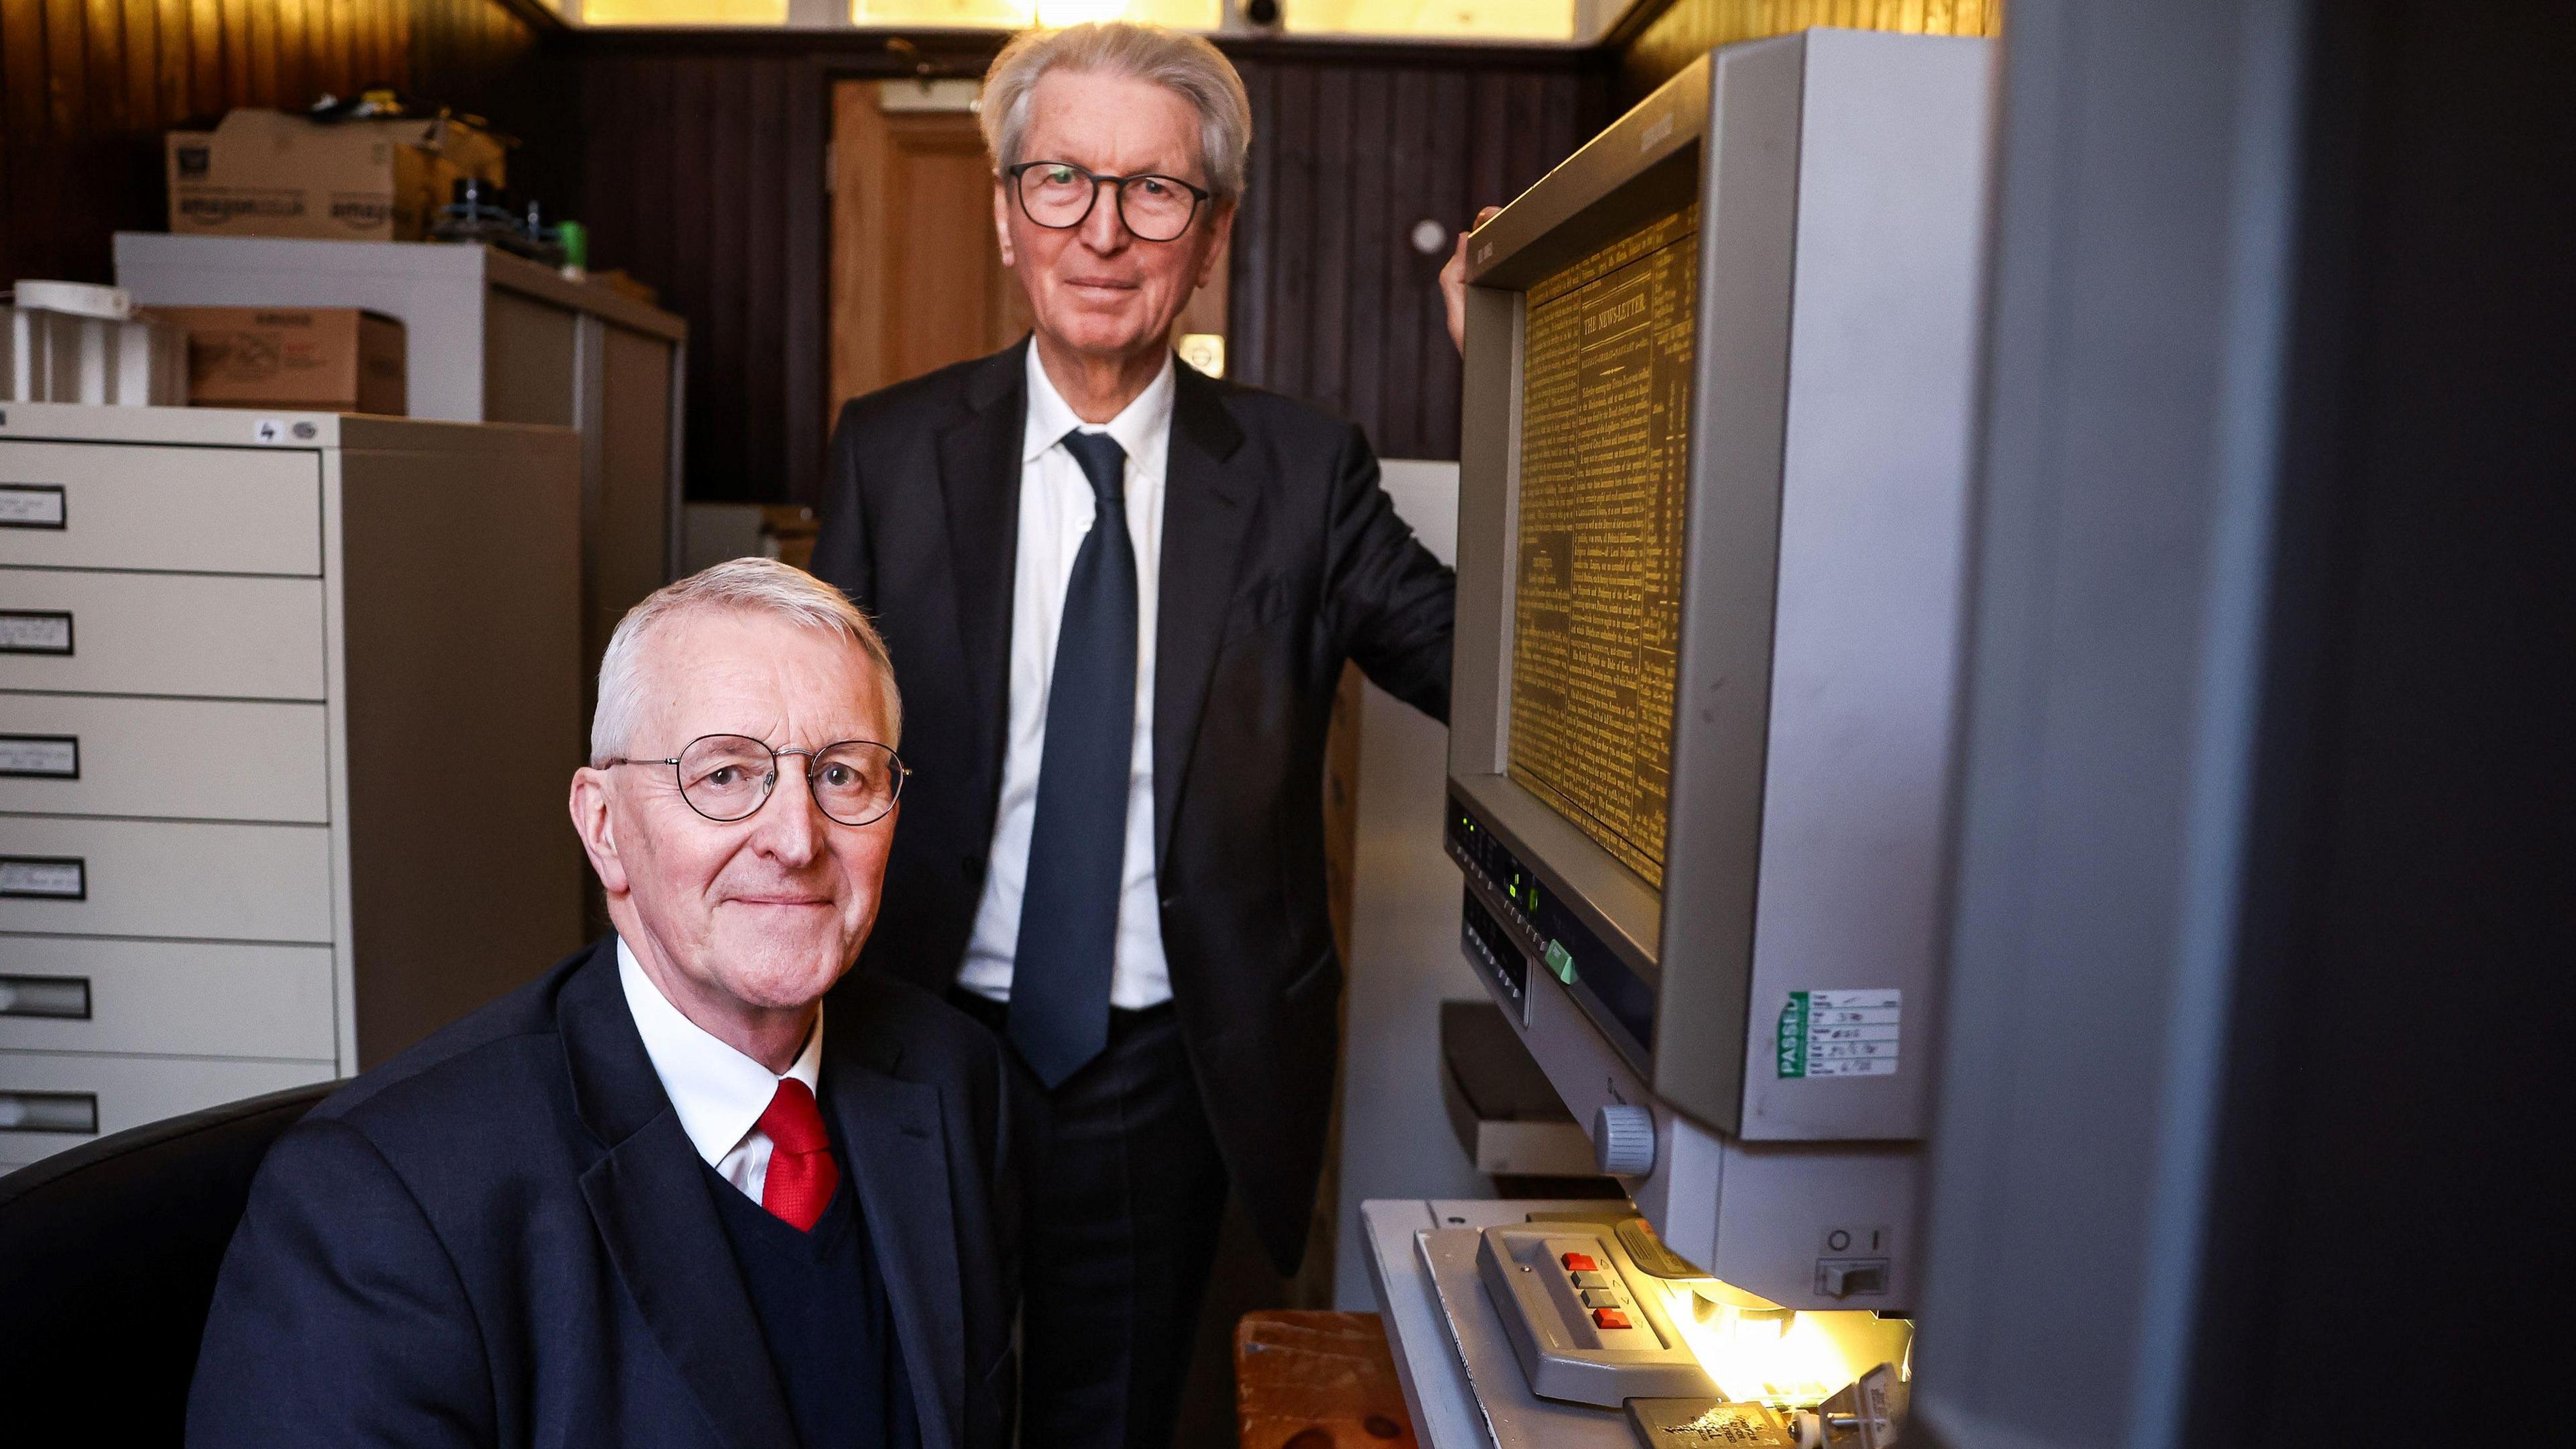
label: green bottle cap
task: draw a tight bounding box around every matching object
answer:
[555,219,589,270]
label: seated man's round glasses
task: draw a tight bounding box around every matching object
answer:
[1007,161,1211,244]
[602,735,909,828]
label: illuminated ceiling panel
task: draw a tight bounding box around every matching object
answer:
[584,0,788,23]
[579,0,1574,36]
[1285,0,1575,41]
[847,0,1223,25]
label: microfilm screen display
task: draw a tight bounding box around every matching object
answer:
[1507,203,1697,890]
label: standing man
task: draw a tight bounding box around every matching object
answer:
[812,21,1454,1449]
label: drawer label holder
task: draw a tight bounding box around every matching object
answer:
[0,733,78,779]
[0,855,86,900]
[0,973,91,1019]
[0,483,67,529]
[0,1090,98,1134]
[0,609,73,655]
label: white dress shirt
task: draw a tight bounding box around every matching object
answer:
[955,347,1175,1010]
[616,936,825,1202]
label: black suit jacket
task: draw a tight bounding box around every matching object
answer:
[186,940,1018,1449]
[813,341,1453,1271]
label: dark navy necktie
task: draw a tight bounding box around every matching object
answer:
[1008,429,1138,1087]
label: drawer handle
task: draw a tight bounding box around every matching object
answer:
[0,733,78,779]
[0,608,73,655]
[0,856,85,900]
[0,482,67,530]
[0,1090,97,1134]
[0,974,90,1019]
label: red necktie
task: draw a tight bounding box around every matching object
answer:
[756,1078,839,1231]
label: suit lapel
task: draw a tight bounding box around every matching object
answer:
[1153,362,1254,866]
[824,1046,965,1449]
[938,341,1031,777]
[558,950,798,1449]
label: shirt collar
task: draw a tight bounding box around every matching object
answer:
[616,936,824,1169]
[1021,343,1177,468]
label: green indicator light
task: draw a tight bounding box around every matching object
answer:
[1544,939,1578,984]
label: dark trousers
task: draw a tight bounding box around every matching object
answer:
[949,990,1231,1449]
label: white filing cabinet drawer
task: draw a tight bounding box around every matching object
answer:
[0,694,330,822]
[0,569,327,700]
[0,936,336,1059]
[0,441,323,576]
[0,1051,333,1169]
[0,816,333,942]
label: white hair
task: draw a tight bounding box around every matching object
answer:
[981,21,1254,203]
[589,557,902,765]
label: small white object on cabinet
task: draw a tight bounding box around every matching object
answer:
[0,402,587,1171]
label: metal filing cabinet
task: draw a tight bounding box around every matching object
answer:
[0,402,586,1172]
[112,232,688,695]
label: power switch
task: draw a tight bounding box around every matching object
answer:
[1560,1252,1599,1273]
[1817,1259,1890,1298]
[1591,1307,1633,1331]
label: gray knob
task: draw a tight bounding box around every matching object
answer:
[1593,1104,1656,1175]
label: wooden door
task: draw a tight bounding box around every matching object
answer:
[830,80,1031,415]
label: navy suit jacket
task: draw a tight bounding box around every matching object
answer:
[186,940,1018,1449]
[812,342,1454,1273]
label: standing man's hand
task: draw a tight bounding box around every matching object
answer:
[1442,206,1505,354]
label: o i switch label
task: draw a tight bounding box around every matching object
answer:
[1778,989,1900,1078]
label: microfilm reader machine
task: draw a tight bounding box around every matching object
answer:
[1362,30,1994,1449]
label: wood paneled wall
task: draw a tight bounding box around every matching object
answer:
[1227,50,1607,463]
[569,37,1601,504]
[0,0,568,283]
[576,44,833,508]
[1617,0,2004,99]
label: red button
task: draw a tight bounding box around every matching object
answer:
[1561,1252,1599,1273]
[1592,1307,1632,1330]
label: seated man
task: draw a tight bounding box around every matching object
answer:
[189,559,1016,1449]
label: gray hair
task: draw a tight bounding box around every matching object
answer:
[590,557,902,765]
[981,22,1253,203]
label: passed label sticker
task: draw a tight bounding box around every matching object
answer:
[1778,989,1900,1078]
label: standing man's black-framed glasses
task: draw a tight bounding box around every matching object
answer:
[1007,160,1211,243]
[602,734,910,827]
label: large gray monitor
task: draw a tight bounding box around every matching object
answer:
[1446,28,1992,1307]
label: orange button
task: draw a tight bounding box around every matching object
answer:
[1592,1307,1633,1330]
[1561,1252,1599,1273]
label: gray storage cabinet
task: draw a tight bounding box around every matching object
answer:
[0,402,586,1171]
[112,232,686,684]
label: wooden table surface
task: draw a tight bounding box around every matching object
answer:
[1236,1310,1422,1449]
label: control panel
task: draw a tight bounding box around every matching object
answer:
[1460,888,1529,1024]
[1446,794,1658,1068]
[1474,1222,1717,1407]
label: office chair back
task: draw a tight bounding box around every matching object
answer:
[0,1080,340,1438]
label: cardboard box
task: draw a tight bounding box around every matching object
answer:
[164,109,508,243]
[161,307,408,415]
